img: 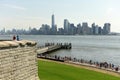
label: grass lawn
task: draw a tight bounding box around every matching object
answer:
[38,60,120,80]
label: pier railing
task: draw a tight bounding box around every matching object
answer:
[37,43,72,55]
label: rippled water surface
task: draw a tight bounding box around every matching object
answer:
[1,35,120,65]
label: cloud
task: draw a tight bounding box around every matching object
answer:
[2,4,27,10]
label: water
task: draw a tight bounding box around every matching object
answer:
[1,35,120,65]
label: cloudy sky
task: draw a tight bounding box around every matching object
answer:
[0,0,120,32]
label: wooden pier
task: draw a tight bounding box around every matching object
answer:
[45,43,72,49]
[37,43,72,56]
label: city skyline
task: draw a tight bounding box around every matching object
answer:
[0,0,120,32]
[0,14,111,35]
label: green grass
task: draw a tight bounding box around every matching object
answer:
[38,60,120,80]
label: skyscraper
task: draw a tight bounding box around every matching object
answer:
[77,23,82,34]
[98,27,102,35]
[51,14,57,34]
[94,25,99,35]
[51,14,55,28]
[92,23,96,35]
[64,19,70,34]
[82,22,90,34]
[103,23,111,34]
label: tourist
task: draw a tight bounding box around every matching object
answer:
[16,35,19,41]
[112,64,114,69]
[115,67,119,71]
[13,35,16,40]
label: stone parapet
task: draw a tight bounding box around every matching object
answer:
[0,40,39,80]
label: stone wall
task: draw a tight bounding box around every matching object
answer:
[0,40,39,80]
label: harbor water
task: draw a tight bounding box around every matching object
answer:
[1,35,120,65]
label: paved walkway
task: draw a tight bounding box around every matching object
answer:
[38,58,120,78]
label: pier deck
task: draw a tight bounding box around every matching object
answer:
[37,43,72,55]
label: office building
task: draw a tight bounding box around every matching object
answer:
[51,14,57,34]
[82,22,90,34]
[103,23,111,34]
[64,19,70,34]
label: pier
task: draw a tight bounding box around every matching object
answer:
[37,43,72,56]
[37,42,120,74]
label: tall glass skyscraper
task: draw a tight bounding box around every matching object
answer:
[51,14,55,28]
[64,19,69,34]
[51,14,57,34]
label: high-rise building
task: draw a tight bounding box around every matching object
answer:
[77,23,82,34]
[92,23,96,35]
[94,25,99,35]
[98,27,102,35]
[92,23,102,35]
[40,24,50,35]
[51,14,55,28]
[29,27,32,33]
[58,28,64,35]
[82,22,90,34]
[0,28,6,35]
[64,19,70,34]
[103,23,111,34]
[51,14,57,34]
[69,23,76,35]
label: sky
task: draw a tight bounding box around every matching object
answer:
[0,0,120,32]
